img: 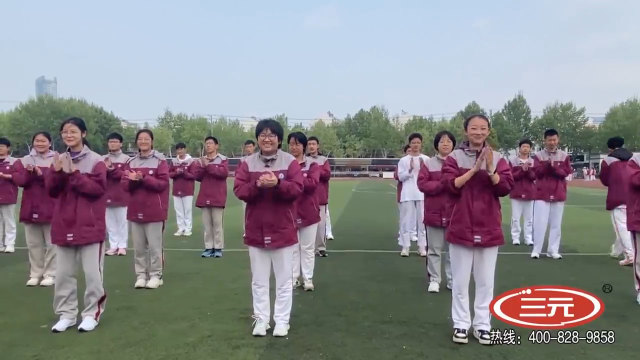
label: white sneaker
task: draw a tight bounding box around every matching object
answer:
[447,282,453,290]
[273,323,290,337]
[134,279,147,289]
[428,282,440,293]
[400,247,409,257]
[410,235,418,242]
[531,252,540,259]
[4,245,15,253]
[252,317,270,336]
[26,278,40,287]
[52,318,76,333]
[304,280,314,291]
[326,235,334,240]
[40,276,55,287]
[174,230,184,237]
[525,241,533,246]
[512,240,520,245]
[547,253,562,260]
[184,231,192,236]
[418,246,427,257]
[145,277,163,289]
[78,316,98,332]
[636,292,640,305]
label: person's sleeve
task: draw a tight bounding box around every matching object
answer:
[69,161,107,198]
[417,163,444,195]
[141,160,170,193]
[233,161,260,202]
[273,161,304,201]
[493,158,514,197]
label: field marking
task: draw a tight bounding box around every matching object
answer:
[389,183,397,190]
[353,189,396,194]
[7,247,609,256]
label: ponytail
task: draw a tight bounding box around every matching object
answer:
[82,138,91,149]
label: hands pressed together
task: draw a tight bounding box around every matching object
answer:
[472,146,495,173]
[53,153,76,173]
[256,171,278,188]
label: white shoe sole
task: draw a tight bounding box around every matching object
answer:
[52,322,77,333]
[79,324,98,332]
[452,336,468,344]
[474,332,492,345]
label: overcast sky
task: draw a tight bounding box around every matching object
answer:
[1,0,638,126]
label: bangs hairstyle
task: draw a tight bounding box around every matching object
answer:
[0,137,11,148]
[607,136,624,149]
[107,132,123,143]
[135,129,154,149]
[60,117,90,149]
[255,119,284,149]
[175,142,186,149]
[463,114,490,130]
[308,136,320,144]
[204,136,218,145]
[32,131,52,145]
[433,131,456,150]
[519,139,533,148]
[544,128,559,138]
[244,139,255,146]
[287,131,308,151]
[408,133,422,143]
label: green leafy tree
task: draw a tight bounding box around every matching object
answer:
[531,102,589,154]
[599,97,640,151]
[308,120,340,157]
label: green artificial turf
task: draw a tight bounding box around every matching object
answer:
[0,180,638,360]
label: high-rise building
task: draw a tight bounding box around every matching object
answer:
[35,76,57,97]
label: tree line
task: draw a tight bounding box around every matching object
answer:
[1,94,639,158]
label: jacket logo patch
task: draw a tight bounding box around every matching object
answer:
[278,173,284,179]
[5,166,9,170]
[303,173,307,177]
[149,170,154,175]
[117,164,121,168]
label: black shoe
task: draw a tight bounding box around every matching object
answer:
[318,250,328,257]
[452,328,468,344]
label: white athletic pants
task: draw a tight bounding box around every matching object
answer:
[510,199,533,244]
[325,207,333,238]
[315,206,327,251]
[242,202,246,234]
[426,227,452,285]
[398,200,426,247]
[631,232,640,292]
[105,207,128,250]
[293,223,319,281]
[611,206,633,257]
[532,200,565,255]
[173,196,193,232]
[449,243,499,331]
[249,244,296,325]
[0,204,17,247]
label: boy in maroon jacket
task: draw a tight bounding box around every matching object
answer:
[103,132,131,256]
[0,137,18,253]
[121,129,170,290]
[194,136,228,258]
[531,129,572,259]
[234,119,303,338]
[169,142,196,237]
[47,117,108,333]
[600,136,634,265]
[288,132,321,291]
[626,153,640,305]
[441,114,513,345]
[509,139,536,246]
[307,136,331,257]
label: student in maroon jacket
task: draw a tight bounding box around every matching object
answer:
[103,132,131,256]
[169,142,196,237]
[0,137,18,254]
[441,114,513,345]
[509,139,536,246]
[288,132,321,291]
[600,136,634,265]
[46,117,108,333]
[194,136,228,258]
[234,119,303,338]
[13,132,57,287]
[121,129,170,290]
[531,128,572,259]
[417,131,456,294]
[625,152,640,305]
[307,136,331,257]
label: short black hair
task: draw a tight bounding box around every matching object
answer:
[255,119,284,149]
[544,128,559,138]
[175,142,186,149]
[519,139,533,148]
[287,131,308,151]
[308,136,320,144]
[107,132,123,143]
[0,137,11,148]
[433,131,456,150]
[244,140,255,146]
[204,136,218,145]
[403,144,410,153]
[463,114,490,130]
[607,136,624,149]
[408,133,422,143]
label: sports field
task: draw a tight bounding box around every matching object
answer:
[0,179,638,359]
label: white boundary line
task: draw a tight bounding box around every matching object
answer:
[6,247,609,256]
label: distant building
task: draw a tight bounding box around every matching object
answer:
[121,120,135,128]
[587,116,605,127]
[35,76,57,97]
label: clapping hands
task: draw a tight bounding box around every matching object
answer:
[53,153,75,173]
[256,171,278,188]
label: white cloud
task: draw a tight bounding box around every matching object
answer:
[303,5,340,29]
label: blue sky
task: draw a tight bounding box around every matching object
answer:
[1,0,638,126]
